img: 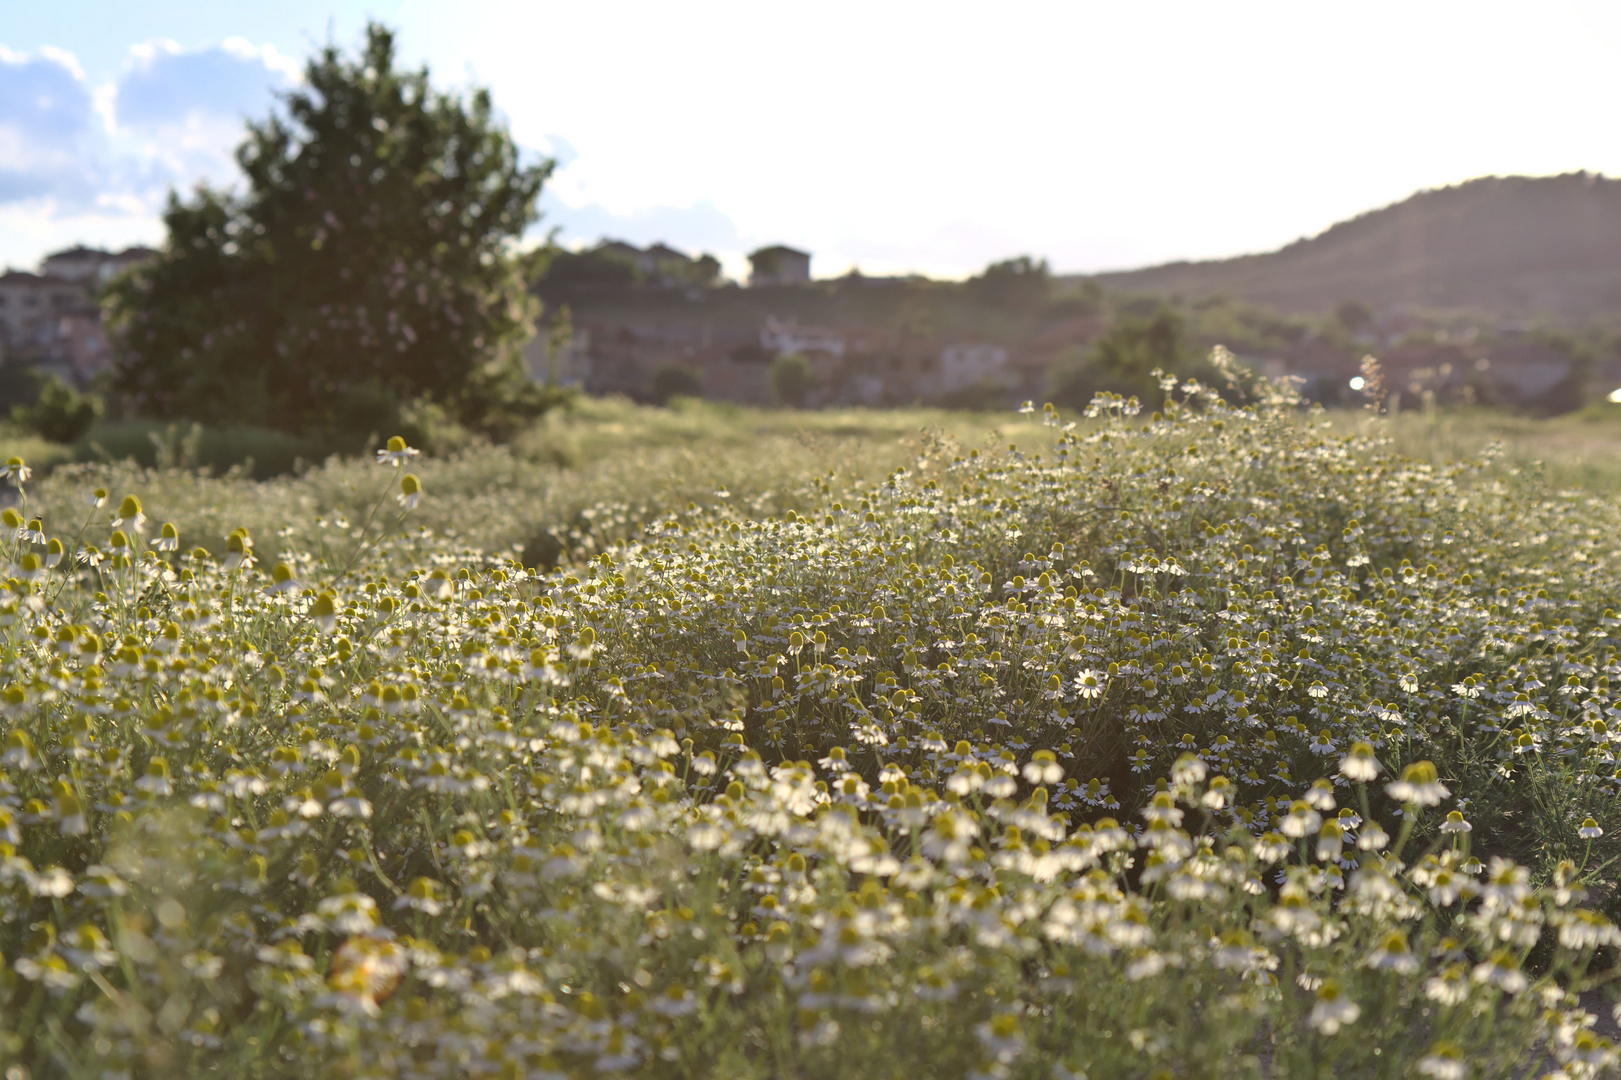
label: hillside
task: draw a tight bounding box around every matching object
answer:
[1091,172,1621,319]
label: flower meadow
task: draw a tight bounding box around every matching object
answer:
[3,375,1621,1079]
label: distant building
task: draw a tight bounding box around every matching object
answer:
[597,239,651,273]
[40,245,156,284]
[938,342,1009,394]
[748,245,811,287]
[1482,341,1577,404]
[522,326,594,388]
[0,245,155,379]
[644,243,691,267]
[0,272,84,341]
[591,240,701,286]
[761,318,844,359]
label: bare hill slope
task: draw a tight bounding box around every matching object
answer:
[1091,173,1621,319]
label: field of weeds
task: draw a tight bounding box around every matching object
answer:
[2,381,1621,1077]
[1,398,1009,569]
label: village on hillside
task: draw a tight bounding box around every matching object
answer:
[0,237,1608,416]
[530,239,1607,413]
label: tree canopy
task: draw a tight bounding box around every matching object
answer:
[966,255,1051,307]
[106,22,558,438]
[1048,304,1204,408]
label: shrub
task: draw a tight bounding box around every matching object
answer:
[647,364,703,405]
[1048,305,1209,409]
[10,374,103,444]
[770,352,815,407]
[77,420,339,479]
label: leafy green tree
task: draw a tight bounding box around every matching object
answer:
[691,254,722,286]
[1049,305,1193,409]
[769,353,815,408]
[1334,300,1374,334]
[106,23,560,439]
[966,255,1051,307]
[647,364,702,405]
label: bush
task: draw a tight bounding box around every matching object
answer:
[937,377,1012,411]
[395,397,476,456]
[647,364,703,406]
[1048,305,1208,409]
[770,351,815,407]
[10,374,103,444]
[77,420,339,479]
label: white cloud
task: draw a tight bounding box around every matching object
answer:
[35,45,84,82]
[0,38,294,270]
[219,37,302,84]
[540,193,743,255]
[113,38,293,130]
[0,45,102,210]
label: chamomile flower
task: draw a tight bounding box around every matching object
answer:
[974,1013,1025,1062]
[113,494,146,532]
[376,435,420,466]
[1472,949,1529,994]
[1365,930,1419,974]
[1315,821,1344,862]
[1023,749,1064,784]
[397,473,422,510]
[1309,979,1360,1034]
[317,884,381,935]
[1279,800,1321,838]
[1339,741,1380,782]
[1303,779,1336,811]
[1356,820,1390,851]
[268,563,302,593]
[1416,1042,1467,1080]
[1073,668,1106,698]
[134,757,172,796]
[223,528,253,570]
[1254,831,1292,864]
[311,592,340,633]
[1386,761,1449,807]
[394,877,445,915]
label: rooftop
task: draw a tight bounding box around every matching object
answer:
[749,245,809,262]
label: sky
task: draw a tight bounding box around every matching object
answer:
[4,0,1621,281]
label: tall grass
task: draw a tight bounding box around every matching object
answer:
[1327,403,1621,493]
[13,399,1012,565]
